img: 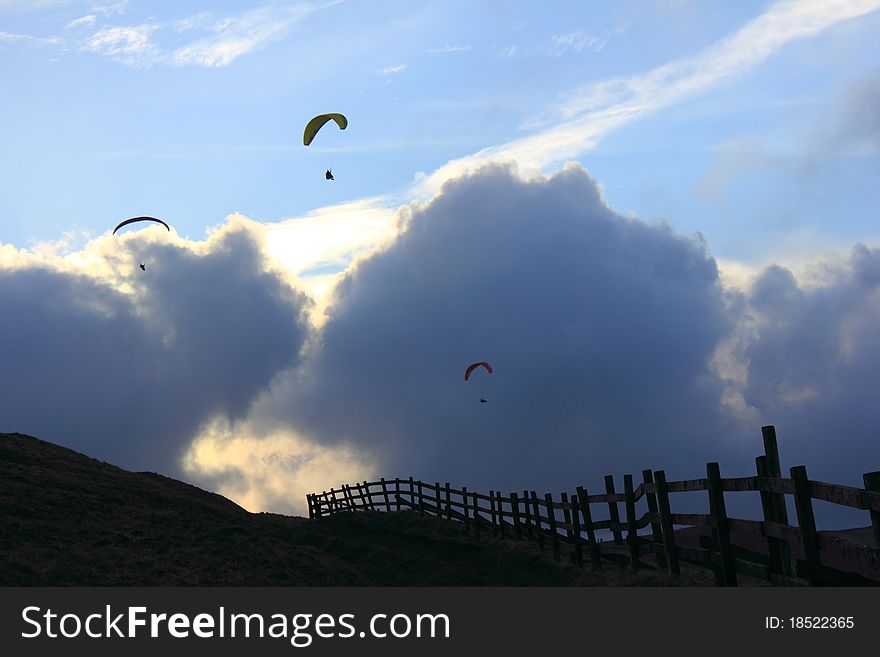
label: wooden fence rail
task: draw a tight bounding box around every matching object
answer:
[306,425,880,587]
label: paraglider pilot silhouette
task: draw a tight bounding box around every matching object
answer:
[465,361,493,403]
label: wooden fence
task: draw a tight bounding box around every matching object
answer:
[306,426,880,586]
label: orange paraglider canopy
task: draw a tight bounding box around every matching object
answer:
[464,361,493,381]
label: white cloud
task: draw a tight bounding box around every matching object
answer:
[81,24,161,67]
[425,44,469,54]
[65,14,96,29]
[547,30,608,56]
[169,4,321,68]
[422,0,880,196]
[376,63,406,75]
[0,30,61,45]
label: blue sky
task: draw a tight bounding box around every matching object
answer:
[3,0,878,262]
[2,0,880,523]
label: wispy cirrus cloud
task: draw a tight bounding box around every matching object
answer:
[169,4,319,68]
[376,63,406,75]
[425,44,469,54]
[547,29,610,56]
[65,14,96,29]
[426,0,880,194]
[0,30,60,45]
[81,23,161,68]
[70,2,342,68]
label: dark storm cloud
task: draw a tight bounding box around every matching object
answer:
[268,164,744,495]
[739,245,880,487]
[0,226,312,475]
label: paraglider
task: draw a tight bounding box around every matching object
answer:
[113,217,170,272]
[303,113,348,146]
[304,114,347,180]
[465,361,493,404]
[112,216,170,235]
[464,361,492,380]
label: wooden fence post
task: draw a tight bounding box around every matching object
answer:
[409,477,416,512]
[489,490,498,534]
[759,425,794,580]
[863,471,880,548]
[461,486,470,532]
[707,462,737,586]
[496,491,506,538]
[756,455,793,581]
[445,483,452,521]
[576,486,602,571]
[395,478,401,512]
[642,470,667,571]
[472,491,481,536]
[654,470,680,576]
[380,478,391,512]
[434,481,441,517]
[522,490,534,540]
[511,492,522,539]
[560,492,574,563]
[571,495,584,566]
[791,465,821,581]
[364,481,376,510]
[417,480,425,516]
[623,474,640,571]
[545,493,561,561]
[605,475,623,545]
[531,491,545,553]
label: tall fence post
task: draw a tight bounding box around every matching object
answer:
[472,491,481,536]
[561,492,574,561]
[434,481,441,517]
[511,492,522,539]
[642,470,667,571]
[571,495,584,566]
[531,491,545,553]
[417,480,425,516]
[576,486,602,571]
[380,478,391,512]
[863,471,880,548]
[623,475,640,571]
[395,478,401,512]
[791,465,821,582]
[522,490,534,541]
[707,462,737,586]
[759,425,793,580]
[461,486,470,532]
[545,493,561,561]
[654,470,680,576]
[496,491,506,538]
[604,475,623,545]
[489,490,498,534]
[445,483,453,521]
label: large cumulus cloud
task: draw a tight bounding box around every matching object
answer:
[248,164,742,497]
[734,245,880,484]
[0,223,312,474]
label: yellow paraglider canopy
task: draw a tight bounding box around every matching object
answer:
[303,113,348,146]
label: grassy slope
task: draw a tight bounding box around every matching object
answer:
[1,432,709,586]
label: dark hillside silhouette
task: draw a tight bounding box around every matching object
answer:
[0,432,705,586]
